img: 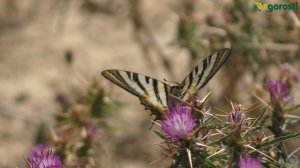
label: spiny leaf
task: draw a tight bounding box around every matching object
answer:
[285,104,300,112]
[250,107,267,127]
[260,132,300,147]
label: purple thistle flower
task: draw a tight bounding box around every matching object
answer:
[228,109,246,127]
[239,156,262,168]
[227,103,249,137]
[267,79,293,105]
[27,144,64,168]
[161,104,197,142]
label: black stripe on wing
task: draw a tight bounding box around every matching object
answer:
[102,70,141,97]
[180,48,231,100]
[101,69,170,108]
[132,73,148,96]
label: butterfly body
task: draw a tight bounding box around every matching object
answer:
[101,48,231,120]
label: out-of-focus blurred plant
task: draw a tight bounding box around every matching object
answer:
[174,0,300,100]
[208,0,299,99]
[128,0,175,79]
[282,63,300,84]
[176,0,200,64]
[33,78,122,167]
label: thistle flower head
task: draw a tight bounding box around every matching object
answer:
[228,109,246,126]
[267,79,293,105]
[26,144,64,168]
[161,104,197,143]
[239,156,262,168]
[227,103,248,129]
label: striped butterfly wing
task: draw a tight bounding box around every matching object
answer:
[101,70,171,119]
[179,48,231,101]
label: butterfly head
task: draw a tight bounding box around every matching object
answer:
[170,85,183,98]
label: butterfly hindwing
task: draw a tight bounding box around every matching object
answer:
[101,70,171,119]
[179,48,231,101]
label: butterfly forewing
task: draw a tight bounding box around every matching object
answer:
[179,48,231,101]
[101,70,171,119]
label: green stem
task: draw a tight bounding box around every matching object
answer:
[271,103,287,160]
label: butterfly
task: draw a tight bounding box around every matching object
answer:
[101,48,231,120]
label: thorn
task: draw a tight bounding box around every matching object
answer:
[207,149,226,159]
[150,119,161,127]
[186,148,193,168]
[245,144,277,162]
[149,155,168,166]
[197,91,212,105]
